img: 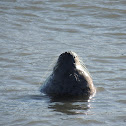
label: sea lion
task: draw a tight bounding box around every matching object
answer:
[40,51,96,99]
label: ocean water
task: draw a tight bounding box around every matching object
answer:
[0,0,126,126]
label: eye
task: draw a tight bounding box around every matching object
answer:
[74,56,76,58]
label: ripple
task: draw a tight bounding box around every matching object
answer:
[96,87,106,92]
[116,100,126,104]
[0,0,126,126]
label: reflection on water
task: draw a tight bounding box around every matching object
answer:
[21,94,92,115]
[0,0,126,126]
[48,101,91,115]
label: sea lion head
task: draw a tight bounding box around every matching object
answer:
[53,51,81,73]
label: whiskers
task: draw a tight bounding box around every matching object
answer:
[79,58,92,78]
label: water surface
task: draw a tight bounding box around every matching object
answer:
[0,0,126,126]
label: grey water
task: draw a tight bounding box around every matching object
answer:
[0,0,126,126]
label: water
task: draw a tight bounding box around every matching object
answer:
[0,0,126,126]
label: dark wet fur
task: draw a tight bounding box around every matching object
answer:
[40,51,96,100]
